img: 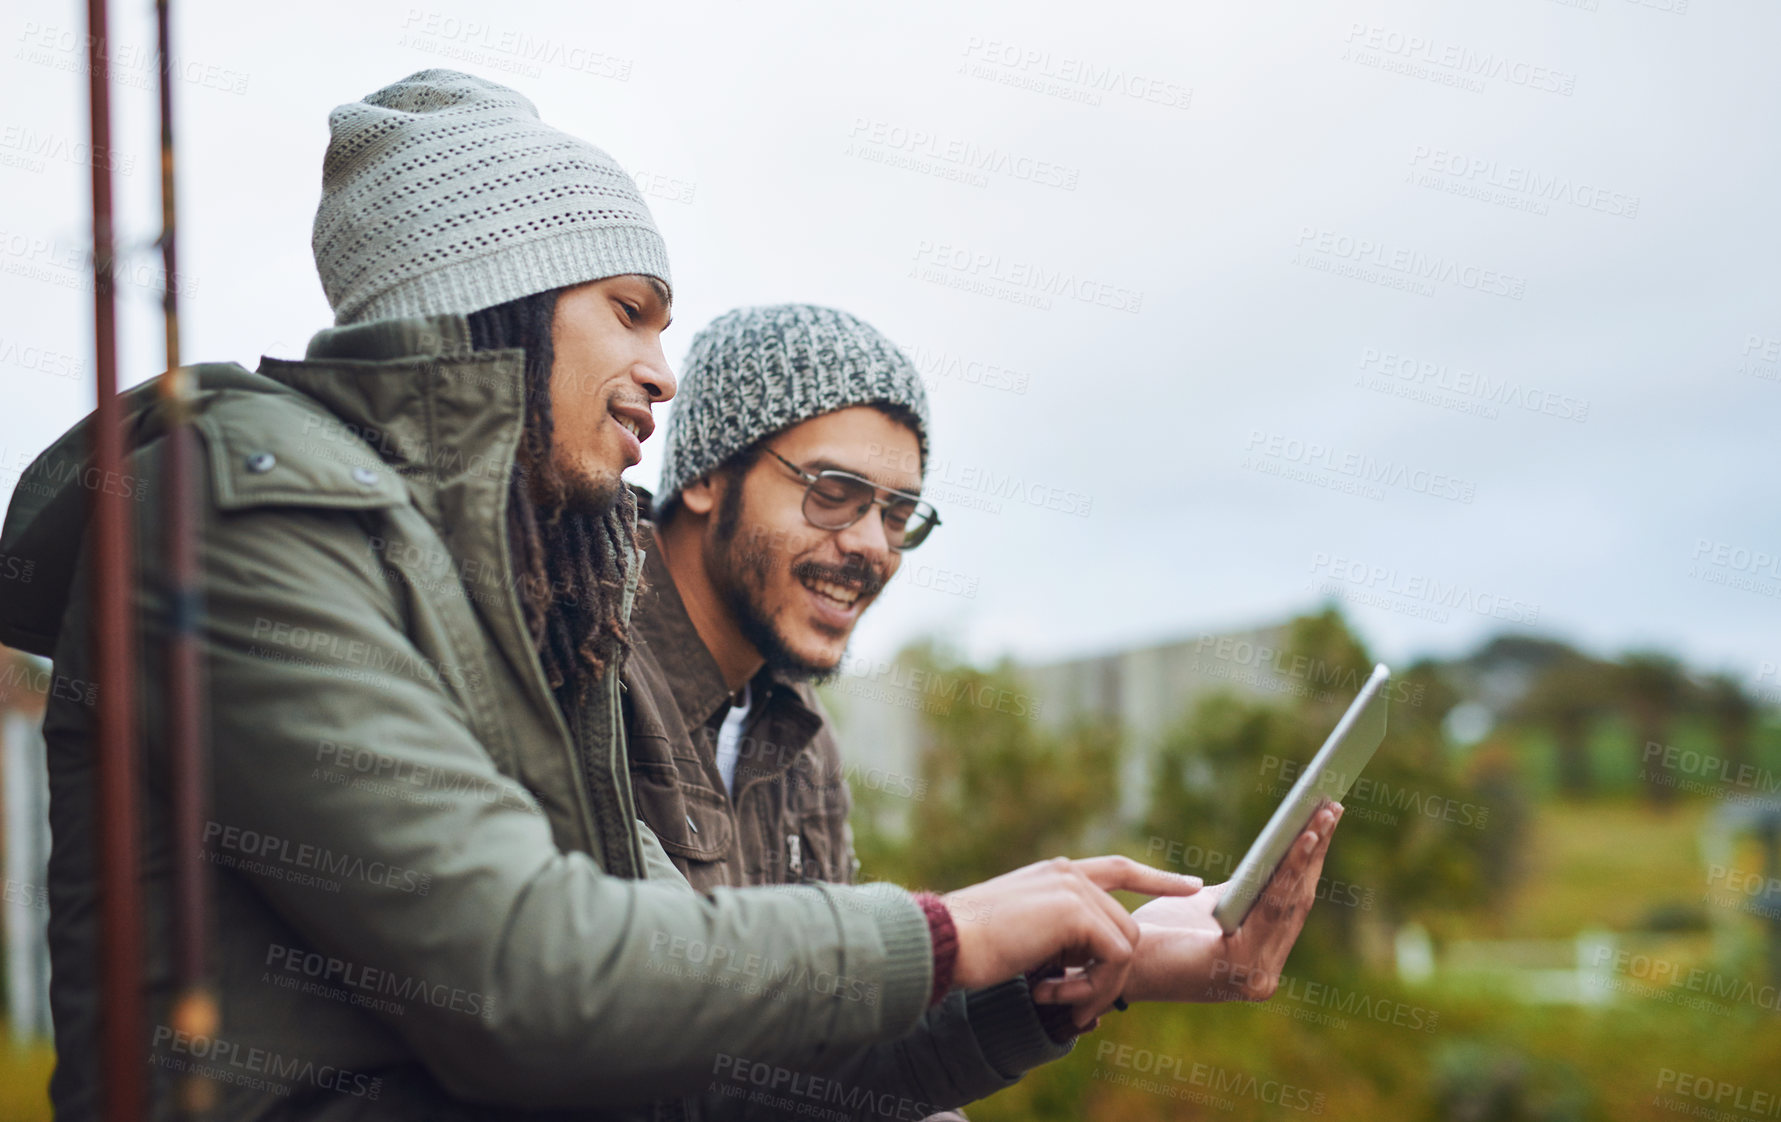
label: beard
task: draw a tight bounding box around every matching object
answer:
[559,465,622,517]
[709,479,887,684]
[535,447,622,518]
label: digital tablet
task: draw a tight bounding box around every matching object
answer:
[1210,663,1391,935]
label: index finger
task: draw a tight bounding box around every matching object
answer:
[1073,855,1203,898]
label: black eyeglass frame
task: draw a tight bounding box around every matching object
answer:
[765,447,941,551]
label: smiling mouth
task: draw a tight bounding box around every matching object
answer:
[609,399,654,444]
[802,574,864,609]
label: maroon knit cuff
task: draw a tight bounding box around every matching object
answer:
[1026,964,1084,1044]
[914,892,957,1006]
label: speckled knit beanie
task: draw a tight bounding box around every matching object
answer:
[656,304,931,517]
[312,69,670,325]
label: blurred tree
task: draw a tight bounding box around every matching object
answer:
[1700,672,1756,776]
[1617,653,1692,806]
[850,641,1121,893]
[1463,738,1533,917]
[1511,654,1614,796]
[1141,690,1305,873]
[1284,605,1377,729]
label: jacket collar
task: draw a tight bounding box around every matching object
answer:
[634,532,744,730]
[258,313,584,728]
[259,314,525,488]
[303,312,478,362]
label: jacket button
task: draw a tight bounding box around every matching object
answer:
[245,452,276,474]
[352,466,380,486]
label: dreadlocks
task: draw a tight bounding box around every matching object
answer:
[467,288,638,712]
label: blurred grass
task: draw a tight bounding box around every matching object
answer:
[3,800,1773,1121]
[967,796,1781,1122]
[969,979,1781,1122]
[0,1039,53,1122]
[1504,797,1707,938]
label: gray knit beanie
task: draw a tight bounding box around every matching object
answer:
[312,69,670,325]
[657,305,930,516]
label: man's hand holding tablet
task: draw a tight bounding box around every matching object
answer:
[1033,664,1387,1013]
[1121,800,1343,1002]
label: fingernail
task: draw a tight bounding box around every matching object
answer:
[1183,875,1204,888]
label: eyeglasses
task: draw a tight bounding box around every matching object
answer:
[766,448,941,551]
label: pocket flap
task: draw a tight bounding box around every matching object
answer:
[630,758,734,863]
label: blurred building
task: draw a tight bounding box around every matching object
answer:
[825,621,1295,827]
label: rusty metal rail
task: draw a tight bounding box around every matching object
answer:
[83,0,146,1117]
[83,1,214,1116]
[154,1,217,1116]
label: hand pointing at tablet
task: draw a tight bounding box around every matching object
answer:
[1030,801,1343,1008]
[944,855,1204,1024]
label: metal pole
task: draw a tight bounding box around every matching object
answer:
[154,1,217,1113]
[84,0,146,1118]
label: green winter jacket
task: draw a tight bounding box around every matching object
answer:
[0,314,1070,1121]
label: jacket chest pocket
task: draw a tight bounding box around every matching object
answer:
[628,752,734,866]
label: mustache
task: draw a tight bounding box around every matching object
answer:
[605,389,655,424]
[793,556,888,598]
[606,389,653,413]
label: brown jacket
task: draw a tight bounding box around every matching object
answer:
[620,527,987,1122]
[622,528,857,893]
[620,518,1056,1120]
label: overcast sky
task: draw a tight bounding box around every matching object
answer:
[3,0,1777,690]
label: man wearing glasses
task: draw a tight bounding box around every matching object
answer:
[623,304,941,894]
[618,307,1348,1102]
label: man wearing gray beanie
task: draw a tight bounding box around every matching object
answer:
[621,302,1350,1118]
[627,303,939,895]
[0,68,1338,1122]
[626,303,988,1122]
